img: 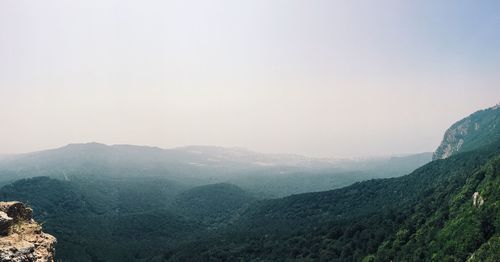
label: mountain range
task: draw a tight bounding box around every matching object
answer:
[0,104,498,261]
[0,143,431,197]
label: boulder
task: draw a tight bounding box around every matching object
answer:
[0,211,13,235]
[0,201,33,222]
[472,192,485,207]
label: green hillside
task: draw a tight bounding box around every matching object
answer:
[0,176,200,261]
[173,183,256,228]
[164,107,500,262]
[0,106,497,261]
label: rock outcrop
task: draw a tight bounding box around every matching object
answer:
[433,118,471,160]
[433,104,500,160]
[0,201,56,262]
[472,192,484,207]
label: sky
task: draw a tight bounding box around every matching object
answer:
[0,0,499,158]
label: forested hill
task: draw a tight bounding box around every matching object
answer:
[0,105,497,261]
[165,107,500,262]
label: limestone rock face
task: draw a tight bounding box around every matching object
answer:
[0,212,13,235]
[433,118,471,160]
[472,192,484,207]
[0,201,56,262]
[433,104,500,160]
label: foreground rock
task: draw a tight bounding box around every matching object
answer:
[0,201,56,262]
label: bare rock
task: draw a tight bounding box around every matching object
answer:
[0,202,33,222]
[433,104,500,160]
[0,202,56,262]
[433,119,471,160]
[0,212,13,235]
[472,192,484,207]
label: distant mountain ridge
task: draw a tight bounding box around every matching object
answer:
[0,143,431,197]
[4,142,428,170]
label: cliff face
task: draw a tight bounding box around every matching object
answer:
[433,104,500,160]
[0,201,56,262]
[433,117,473,160]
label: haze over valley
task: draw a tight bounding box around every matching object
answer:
[0,1,499,261]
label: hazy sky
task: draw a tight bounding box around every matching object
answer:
[1,0,499,157]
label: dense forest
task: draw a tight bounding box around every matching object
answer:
[165,141,499,261]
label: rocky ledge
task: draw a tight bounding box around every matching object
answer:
[0,202,56,262]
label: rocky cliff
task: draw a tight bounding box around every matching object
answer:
[433,104,500,160]
[0,201,56,262]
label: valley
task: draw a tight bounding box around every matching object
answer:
[0,105,498,261]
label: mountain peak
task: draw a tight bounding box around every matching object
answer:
[65,142,107,148]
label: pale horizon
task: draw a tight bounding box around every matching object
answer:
[1,0,499,158]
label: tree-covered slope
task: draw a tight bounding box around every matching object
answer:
[374,154,500,262]
[164,139,500,261]
[0,176,200,262]
[173,183,256,227]
[0,176,257,261]
[162,104,500,261]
